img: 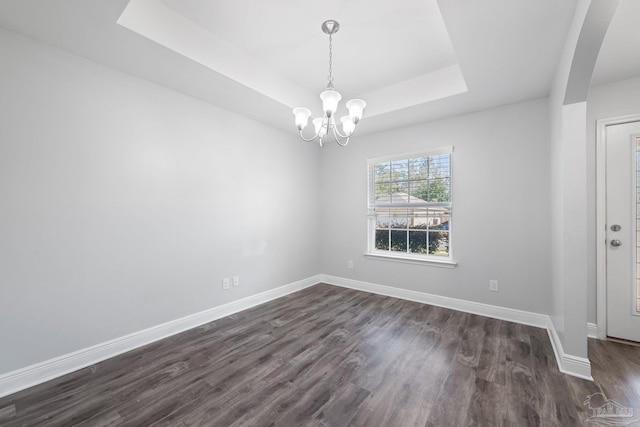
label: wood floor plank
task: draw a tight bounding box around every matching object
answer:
[0,404,16,422]
[1,283,639,426]
[425,359,477,427]
[465,377,507,426]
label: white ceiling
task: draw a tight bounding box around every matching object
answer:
[117,0,467,120]
[1,0,634,137]
[158,0,458,97]
[591,0,640,87]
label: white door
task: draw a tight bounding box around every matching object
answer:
[606,121,640,342]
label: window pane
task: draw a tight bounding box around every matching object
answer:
[409,208,428,229]
[409,180,428,202]
[409,157,428,180]
[375,162,391,183]
[428,208,451,230]
[375,182,392,204]
[391,160,408,182]
[427,177,450,202]
[389,209,408,229]
[375,229,389,250]
[388,192,409,205]
[391,181,408,198]
[428,231,449,256]
[429,154,450,179]
[391,230,407,252]
[409,230,427,254]
[376,210,391,228]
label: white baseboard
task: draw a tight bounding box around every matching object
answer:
[321,274,593,381]
[587,322,600,339]
[320,275,549,328]
[0,273,594,398]
[0,275,321,399]
[546,319,593,380]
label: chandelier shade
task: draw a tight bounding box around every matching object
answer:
[292,20,366,147]
[346,99,366,124]
[293,107,312,130]
[319,89,341,117]
[340,116,355,135]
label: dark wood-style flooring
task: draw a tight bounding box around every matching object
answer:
[0,283,639,426]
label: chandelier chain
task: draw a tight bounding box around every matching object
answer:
[327,33,334,86]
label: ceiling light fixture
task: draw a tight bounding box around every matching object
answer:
[293,20,366,147]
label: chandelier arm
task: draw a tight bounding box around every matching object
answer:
[298,129,320,143]
[333,122,361,142]
[333,125,352,139]
[331,125,350,147]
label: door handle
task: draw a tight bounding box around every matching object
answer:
[610,239,622,247]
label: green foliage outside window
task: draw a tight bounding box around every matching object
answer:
[375,227,449,256]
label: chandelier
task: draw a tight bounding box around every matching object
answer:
[292,20,366,147]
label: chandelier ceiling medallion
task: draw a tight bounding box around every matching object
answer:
[292,20,366,147]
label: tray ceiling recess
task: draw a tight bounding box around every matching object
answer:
[117,0,468,122]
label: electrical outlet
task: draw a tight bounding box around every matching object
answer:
[222,278,230,290]
[348,260,354,269]
[489,280,499,292]
[233,276,239,287]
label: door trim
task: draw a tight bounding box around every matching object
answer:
[596,114,640,340]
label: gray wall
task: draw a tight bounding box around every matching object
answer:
[0,28,320,375]
[2,19,597,377]
[319,98,552,315]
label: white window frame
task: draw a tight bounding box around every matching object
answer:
[365,147,457,268]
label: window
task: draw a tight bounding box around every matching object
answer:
[367,148,454,265]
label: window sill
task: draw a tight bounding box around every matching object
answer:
[363,252,458,268]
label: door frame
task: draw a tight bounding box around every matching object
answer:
[596,113,640,340]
